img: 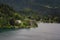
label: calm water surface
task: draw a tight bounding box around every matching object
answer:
[0,23,60,40]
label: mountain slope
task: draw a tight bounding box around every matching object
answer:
[0,0,60,16]
[0,0,60,10]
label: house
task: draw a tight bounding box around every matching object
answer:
[10,18,22,26]
[15,20,22,24]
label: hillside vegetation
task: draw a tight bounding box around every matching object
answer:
[0,4,38,29]
[0,3,60,30]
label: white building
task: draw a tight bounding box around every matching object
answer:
[15,20,22,24]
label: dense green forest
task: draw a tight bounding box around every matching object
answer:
[0,4,38,29]
[0,3,60,29]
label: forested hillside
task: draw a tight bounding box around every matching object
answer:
[0,0,60,29]
[0,4,38,29]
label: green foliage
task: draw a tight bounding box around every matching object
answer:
[0,4,38,29]
[0,3,60,30]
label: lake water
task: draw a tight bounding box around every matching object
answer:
[0,23,60,40]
